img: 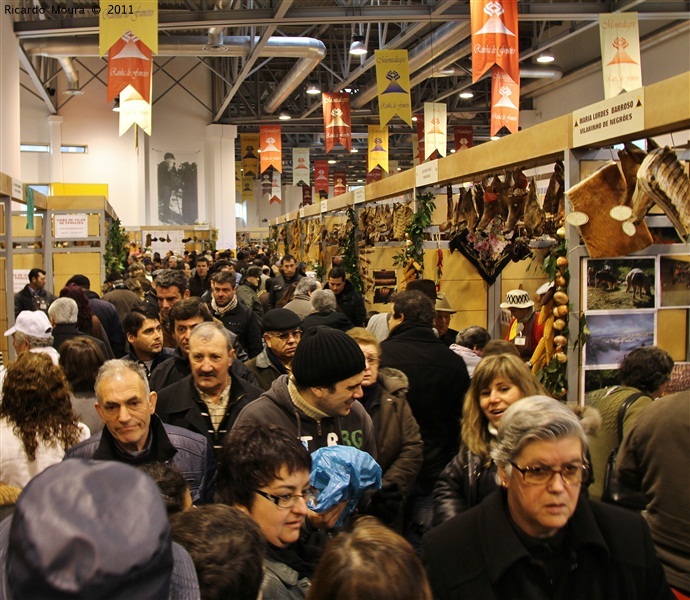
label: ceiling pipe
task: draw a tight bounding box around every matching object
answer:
[351,21,472,109]
[57,57,79,92]
[24,35,326,114]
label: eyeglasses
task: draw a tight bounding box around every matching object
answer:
[510,462,591,486]
[267,329,302,341]
[363,356,379,365]
[255,488,318,509]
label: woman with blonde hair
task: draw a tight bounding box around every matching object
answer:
[433,353,546,525]
[0,352,89,488]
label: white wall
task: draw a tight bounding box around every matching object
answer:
[0,4,20,179]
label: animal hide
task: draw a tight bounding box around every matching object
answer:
[566,162,653,258]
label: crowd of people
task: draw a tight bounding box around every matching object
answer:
[0,247,686,600]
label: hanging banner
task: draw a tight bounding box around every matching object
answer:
[375,50,413,126]
[322,92,352,153]
[490,66,520,136]
[314,160,329,198]
[454,125,474,151]
[260,171,272,202]
[119,84,151,136]
[292,148,310,187]
[424,102,447,159]
[333,171,347,197]
[240,133,260,179]
[100,0,158,56]
[366,167,384,185]
[260,125,282,174]
[599,13,642,99]
[241,175,254,202]
[235,161,242,195]
[471,0,519,83]
[107,32,152,103]
[270,171,282,205]
[367,125,389,173]
[302,185,313,206]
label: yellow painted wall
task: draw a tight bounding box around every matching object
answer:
[53,253,101,293]
[51,183,109,198]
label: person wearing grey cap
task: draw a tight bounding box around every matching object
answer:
[0,459,200,599]
[234,326,376,458]
[245,308,303,391]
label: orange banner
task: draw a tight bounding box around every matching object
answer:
[314,160,329,198]
[333,171,347,197]
[490,66,520,136]
[260,125,282,174]
[454,126,474,151]
[107,32,152,103]
[471,0,519,83]
[322,92,352,153]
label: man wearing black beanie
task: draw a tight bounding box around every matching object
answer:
[234,326,376,457]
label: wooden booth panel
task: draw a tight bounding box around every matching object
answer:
[53,253,101,292]
[11,214,44,237]
[0,203,4,235]
[0,256,5,291]
[657,309,688,362]
[13,254,43,271]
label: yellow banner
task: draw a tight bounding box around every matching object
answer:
[599,12,642,98]
[424,102,447,159]
[241,133,260,180]
[368,125,389,173]
[119,84,151,136]
[241,177,254,202]
[100,1,158,56]
[375,50,412,127]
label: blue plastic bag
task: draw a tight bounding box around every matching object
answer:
[309,446,382,527]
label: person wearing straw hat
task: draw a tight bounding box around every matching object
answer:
[500,289,545,361]
[435,293,458,347]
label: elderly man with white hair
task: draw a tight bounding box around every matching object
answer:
[4,310,59,365]
[48,297,112,359]
[301,289,353,332]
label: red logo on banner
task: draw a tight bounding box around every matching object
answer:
[322,93,352,153]
[491,66,520,135]
[260,125,282,173]
[366,167,384,185]
[314,160,329,198]
[471,0,519,83]
[302,185,313,206]
[333,171,347,197]
[107,32,152,103]
[454,126,474,151]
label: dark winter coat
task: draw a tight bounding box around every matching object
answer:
[208,300,263,359]
[245,347,288,391]
[267,273,304,309]
[325,280,366,327]
[380,321,470,493]
[422,490,673,600]
[301,310,353,333]
[14,284,56,317]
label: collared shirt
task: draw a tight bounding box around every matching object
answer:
[194,381,231,432]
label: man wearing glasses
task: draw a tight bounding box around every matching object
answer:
[246,308,303,391]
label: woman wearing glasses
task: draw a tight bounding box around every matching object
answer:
[218,423,325,599]
[423,396,673,600]
[433,353,546,525]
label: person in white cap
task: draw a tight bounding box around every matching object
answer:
[4,310,60,365]
[500,289,545,360]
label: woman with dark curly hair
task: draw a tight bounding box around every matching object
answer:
[586,345,674,500]
[0,352,89,488]
[59,283,114,358]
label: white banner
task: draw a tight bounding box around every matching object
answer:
[292,148,310,187]
[424,102,447,159]
[599,13,642,99]
[54,214,88,238]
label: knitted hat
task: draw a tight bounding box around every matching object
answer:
[263,308,302,332]
[4,311,52,339]
[292,326,365,387]
[499,289,534,309]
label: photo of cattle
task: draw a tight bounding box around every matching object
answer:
[660,256,690,307]
[584,313,656,367]
[583,258,656,311]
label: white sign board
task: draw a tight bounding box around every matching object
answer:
[13,270,30,293]
[54,214,88,238]
[572,89,645,148]
[299,207,305,218]
[415,161,439,187]
[11,179,23,201]
[320,199,328,213]
[354,187,365,204]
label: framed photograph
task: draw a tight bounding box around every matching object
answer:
[660,256,690,308]
[583,368,619,394]
[151,149,200,226]
[584,312,656,367]
[583,257,656,311]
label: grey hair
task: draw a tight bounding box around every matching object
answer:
[455,325,491,350]
[296,277,320,295]
[95,360,150,403]
[490,396,588,477]
[189,321,236,353]
[48,297,79,325]
[311,289,337,313]
[13,331,54,349]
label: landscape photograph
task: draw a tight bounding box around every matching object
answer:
[585,313,656,367]
[584,258,656,311]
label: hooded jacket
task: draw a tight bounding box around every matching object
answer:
[234,375,377,458]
